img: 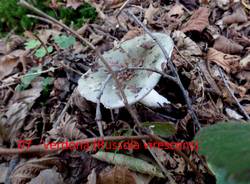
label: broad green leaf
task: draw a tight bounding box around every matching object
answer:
[92,151,164,178]
[35,46,53,58]
[16,67,42,91]
[25,39,41,49]
[194,121,250,184]
[142,122,176,137]
[54,35,76,49]
[42,77,54,96]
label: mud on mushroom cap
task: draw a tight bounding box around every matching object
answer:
[77,33,174,109]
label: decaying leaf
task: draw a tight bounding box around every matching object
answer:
[10,157,63,184]
[216,0,232,10]
[59,113,87,140]
[181,7,209,33]
[0,50,25,79]
[223,6,248,25]
[121,28,143,42]
[240,54,250,70]
[168,4,184,19]
[144,3,159,25]
[0,164,8,183]
[28,169,65,184]
[213,36,243,55]
[92,151,164,178]
[172,31,202,57]
[207,48,240,73]
[98,166,136,184]
[66,0,82,9]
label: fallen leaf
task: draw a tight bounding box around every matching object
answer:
[144,3,159,25]
[207,48,240,73]
[240,54,250,70]
[181,7,209,33]
[172,31,202,56]
[98,166,136,184]
[213,36,243,55]
[121,28,143,42]
[223,6,248,25]
[92,151,164,178]
[0,50,25,79]
[216,0,232,10]
[179,0,200,10]
[28,169,65,184]
[66,0,82,9]
[168,4,184,18]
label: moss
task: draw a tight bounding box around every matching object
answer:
[0,0,97,37]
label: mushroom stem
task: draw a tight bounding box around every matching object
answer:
[139,89,170,108]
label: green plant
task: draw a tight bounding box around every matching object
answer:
[194,121,250,184]
[0,0,97,36]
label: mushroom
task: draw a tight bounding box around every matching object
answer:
[77,33,174,109]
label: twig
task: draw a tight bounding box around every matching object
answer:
[0,135,150,155]
[133,128,176,183]
[53,88,77,128]
[19,0,141,128]
[218,67,250,120]
[95,74,112,137]
[115,0,131,18]
[27,14,55,26]
[119,67,177,84]
[126,10,201,132]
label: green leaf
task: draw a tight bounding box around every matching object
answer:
[35,46,53,58]
[92,151,164,178]
[16,67,42,91]
[142,122,176,137]
[54,35,76,49]
[42,77,54,96]
[25,39,41,49]
[194,121,250,184]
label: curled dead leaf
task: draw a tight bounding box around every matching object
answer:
[223,6,247,25]
[240,54,250,70]
[228,28,250,47]
[0,50,25,79]
[207,48,240,73]
[213,36,243,55]
[144,3,159,25]
[168,4,184,19]
[181,7,209,33]
[121,28,143,42]
[98,166,136,184]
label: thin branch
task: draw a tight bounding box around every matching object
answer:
[126,10,201,132]
[19,0,141,128]
[0,135,150,155]
[119,67,177,84]
[53,88,77,128]
[133,129,176,183]
[218,67,250,120]
[95,74,112,137]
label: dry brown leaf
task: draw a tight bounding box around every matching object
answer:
[121,28,143,42]
[223,6,248,25]
[97,166,136,184]
[10,157,63,184]
[213,36,243,55]
[228,28,250,47]
[207,48,240,73]
[104,0,125,7]
[240,54,250,70]
[216,0,233,10]
[0,49,25,79]
[60,113,87,140]
[28,169,65,184]
[181,7,209,32]
[168,4,184,18]
[144,3,159,25]
[172,31,202,56]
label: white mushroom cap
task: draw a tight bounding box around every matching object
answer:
[77,33,174,109]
